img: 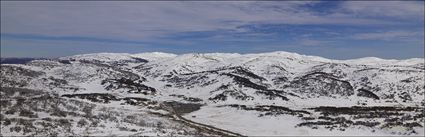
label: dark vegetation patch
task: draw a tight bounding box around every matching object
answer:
[61,93,157,106]
[290,72,354,97]
[163,101,204,115]
[223,73,268,90]
[102,77,156,95]
[309,106,421,116]
[297,120,381,131]
[180,66,266,81]
[272,76,288,85]
[1,66,46,87]
[19,109,38,118]
[43,76,69,87]
[298,106,424,132]
[254,90,289,101]
[357,88,380,100]
[1,87,45,97]
[209,90,254,102]
[58,59,72,64]
[222,73,292,101]
[130,57,149,63]
[398,92,413,102]
[167,66,265,89]
[166,74,212,88]
[169,94,203,102]
[230,66,267,81]
[354,67,423,73]
[1,65,44,77]
[222,104,310,117]
[62,93,119,103]
[122,97,157,106]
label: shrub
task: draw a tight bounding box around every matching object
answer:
[2,118,11,126]
[19,109,38,118]
[77,119,88,127]
[10,126,22,133]
[56,119,71,127]
[50,108,67,117]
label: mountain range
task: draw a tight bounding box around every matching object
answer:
[1,51,424,136]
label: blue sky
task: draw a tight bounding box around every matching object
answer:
[1,1,424,59]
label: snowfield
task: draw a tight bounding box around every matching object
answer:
[1,51,424,136]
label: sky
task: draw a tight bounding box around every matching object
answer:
[1,1,424,59]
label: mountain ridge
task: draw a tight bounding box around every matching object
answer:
[57,51,424,65]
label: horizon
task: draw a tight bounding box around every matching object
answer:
[1,1,424,59]
[2,51,424,61]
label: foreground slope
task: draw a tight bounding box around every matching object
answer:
[1,51,424,136]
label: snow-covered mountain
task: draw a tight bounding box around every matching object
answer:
[1,51,424,136]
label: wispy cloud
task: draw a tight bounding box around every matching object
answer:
[1,33,150,44]
[350,31,424,41]
[339,1,424,19]
[0,1,405,41]
[299,39,333,46]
